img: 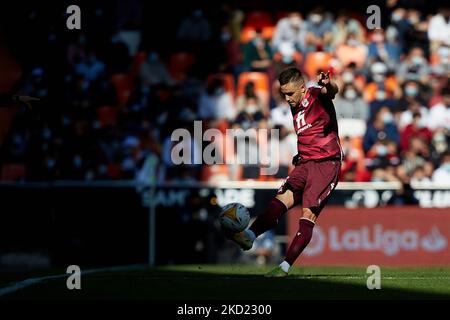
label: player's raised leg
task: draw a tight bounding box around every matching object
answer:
[229,190,294,251]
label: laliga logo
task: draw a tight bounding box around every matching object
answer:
[303,225,447,257]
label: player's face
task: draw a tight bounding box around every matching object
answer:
[280,81,306,108]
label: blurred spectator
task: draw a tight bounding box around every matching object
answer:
[400,112,433,150]
[139,51,175,87]
[387,7,411,55]
[367,29,401,69]
[243,28,272,72]
[273,41,300,78]
[331,11,365,49]
[335,32,368,69]
[198,78,236,121]
[334,83,369,121]
[397,80,428,115]
[432,152,450,183]
[427,6,450,53]
[270,100,293,131]
[363,106,400,153]
[396,47,430,84]
[398,96,429,130]
[365,61,402,104]
[271,11,306,52]
[74,52,106,83]
[176,9,212,44]
[304,7,333,52]
[410,165,432,186]
[431,128,449,155]
[428,87,450,130]
[236,81,265,115]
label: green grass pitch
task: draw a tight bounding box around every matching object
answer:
[1,265,450,300]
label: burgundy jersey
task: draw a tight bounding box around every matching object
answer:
[291,87,342,161]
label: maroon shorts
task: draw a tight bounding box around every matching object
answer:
[277,158,341,215]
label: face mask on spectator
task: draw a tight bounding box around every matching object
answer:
[289,16,301,27]
[221,32,231,43]
[411,56,424,65]
[408,15,420,24]
[215,87,225,95]
[342,72,354,83]
[415,118,425,128]
[391,13,403,22]
[253,37,263,46]
[373,73,385,83]
[246,104,259,114]
[344,89,357,100]
[382,112,393,124]
[375,90,387,100]
[405,86,419,97]
[442,163,450,172]
[372,33,384,43]
[310,14,323,24]
[376,144,388,156]
[347,39,360,47]
[435,133,446,142]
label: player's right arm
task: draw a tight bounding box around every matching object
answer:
[317,71,338,100]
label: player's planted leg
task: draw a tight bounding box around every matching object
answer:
[267,208,316,277]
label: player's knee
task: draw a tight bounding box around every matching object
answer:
[302,208,317,222]
[276,191,294,209]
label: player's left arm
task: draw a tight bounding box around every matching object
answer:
[317,71,339,100]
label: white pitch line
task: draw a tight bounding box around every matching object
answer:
[0,264,146,298]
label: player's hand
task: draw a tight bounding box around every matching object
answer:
[317,71,330,86]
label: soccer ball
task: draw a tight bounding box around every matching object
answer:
[219,202,250,233]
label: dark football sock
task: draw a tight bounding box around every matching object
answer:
[249,198,287,237]
[285,218,315,265]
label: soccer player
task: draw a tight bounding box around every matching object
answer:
[228,67,342,277]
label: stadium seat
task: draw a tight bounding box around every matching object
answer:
[275,12,290,22]
[168,52,196,82]
[207,73,235,97]
[0,47,22,93]
[244,11,273,29]
[110,73,134,107]
[237,72,270,114]
[303,52,333,79]
[240,26,275,43]
[97,106,118,128]
[237,72,269,95]
[1,164,26,181]
[107,164,122,180]
[131,51,148,77]
[262,26,275,41]
[240,27,256,43]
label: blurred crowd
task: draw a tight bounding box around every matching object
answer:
[1,1,450,187]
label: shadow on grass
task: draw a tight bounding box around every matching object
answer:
[2,266,450,300]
